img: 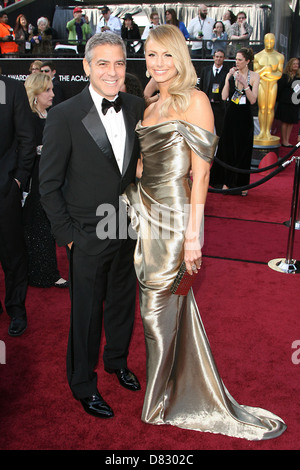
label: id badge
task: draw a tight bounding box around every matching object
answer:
[231,89,243,104]
[293,83,300,94]
[239,96,246,105]
[212,83,219,94]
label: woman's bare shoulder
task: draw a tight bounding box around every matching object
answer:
[185,88,214,132]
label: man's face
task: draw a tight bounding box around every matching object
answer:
[152,15,159,25]
[41,66,55,79]
[214,51,225,67]
[0,14,8,24]
[103,11,111,21]
[83,44,126,100]
[199,7,208,19]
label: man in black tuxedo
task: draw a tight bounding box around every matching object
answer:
[39,33,144,418]
[199,49,228,137]
[0,75,35,335]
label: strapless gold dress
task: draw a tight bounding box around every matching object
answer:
[123,120,286,440]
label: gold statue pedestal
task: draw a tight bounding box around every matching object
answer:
[254,134,280,147]
[251,139,280,168]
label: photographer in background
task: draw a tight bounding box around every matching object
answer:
[0,12,18,56]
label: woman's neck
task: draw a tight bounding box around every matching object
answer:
[36,106,47,118]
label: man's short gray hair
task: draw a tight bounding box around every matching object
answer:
[85,33,127,64]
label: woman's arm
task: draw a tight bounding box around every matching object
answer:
[222,67,236,100]
[184,91,214,274]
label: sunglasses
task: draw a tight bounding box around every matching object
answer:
[41,69,51,73]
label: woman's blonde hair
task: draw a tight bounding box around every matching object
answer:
[284,57,300,81]
[25,72,52,113]
[145,25,197,116]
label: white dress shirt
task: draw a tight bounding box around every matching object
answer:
[89,85,126,173]
[213,64,223,76]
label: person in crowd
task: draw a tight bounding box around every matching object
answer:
[222,9,236,34]
[29,16,52,56]
[199,48,228,136]
[121,13,140,40]
[165,8,189,39]
[96,6,122,36]
[29,59,43,74]
[39,33,144,418]
[120,72,145,100]
[40,60,65,106]
[211,20,227,56]
[0,11,18,56]
[141,11,160,40]
[121,13,142,56]
[228,11,253,58]
[23,73,68,289]
[275,57,300,147]
[210,48,260,195]
[0,74,36,336]
[66,7,91,46]
[123,23,286,441]
[45,16,59,43]
[187,4,214,58]
[14,14,32,54]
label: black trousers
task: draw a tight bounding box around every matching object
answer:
[66,236,137,399]
[0,181,28,318]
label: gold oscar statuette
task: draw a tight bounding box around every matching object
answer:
[253,33,284,146]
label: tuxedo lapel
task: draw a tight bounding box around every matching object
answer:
[81,87,121,175]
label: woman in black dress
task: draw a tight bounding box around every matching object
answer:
[275,57,300,147]
[24,73,67,288]
[210,48,260,195]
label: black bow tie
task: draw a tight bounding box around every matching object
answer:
[101,96,122,115]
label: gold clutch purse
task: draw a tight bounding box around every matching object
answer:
[170,261,198,296]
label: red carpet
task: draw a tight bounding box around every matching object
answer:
[0,125,299,451]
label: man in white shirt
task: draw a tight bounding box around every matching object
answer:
[187,4,214,58]
[96,6,122,36]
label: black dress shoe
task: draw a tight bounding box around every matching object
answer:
[8,316,27,337]
[105,367,141,391]
[79,392,114,418]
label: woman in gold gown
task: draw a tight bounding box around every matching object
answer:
[123,25,286,440]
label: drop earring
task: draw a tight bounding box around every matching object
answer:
[146,70,150,79]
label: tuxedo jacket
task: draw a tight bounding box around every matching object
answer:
[199,65,228,102]
[0,75,35,195]
[39,86,144,256]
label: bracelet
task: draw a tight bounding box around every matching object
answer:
[244,86,250,91]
